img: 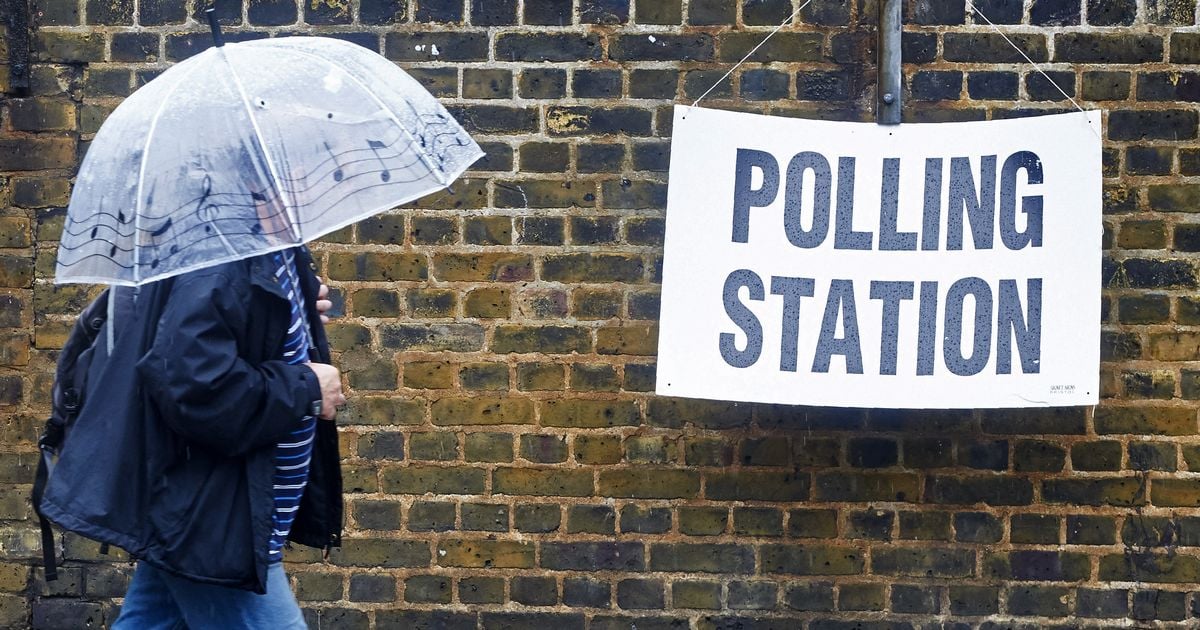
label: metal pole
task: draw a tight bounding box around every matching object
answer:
[877,0,902,125]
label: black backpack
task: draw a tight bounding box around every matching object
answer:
[32,286,134,580]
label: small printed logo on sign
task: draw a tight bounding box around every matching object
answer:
[1049,385,1076,395]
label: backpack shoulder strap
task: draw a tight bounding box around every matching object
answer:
[47,289,111,438]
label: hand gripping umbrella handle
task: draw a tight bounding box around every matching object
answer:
[206,7,225,48]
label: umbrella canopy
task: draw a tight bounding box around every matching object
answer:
[55,35,482,286]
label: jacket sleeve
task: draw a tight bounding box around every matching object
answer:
[136,272,324,457]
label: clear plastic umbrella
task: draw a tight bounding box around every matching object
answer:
[55,23,482,286]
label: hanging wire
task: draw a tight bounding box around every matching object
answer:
[965,0,1102,139]
[691,0,815,108]
[690,0,1100,139]
[965,0,1087,113]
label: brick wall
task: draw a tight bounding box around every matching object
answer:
[3,0,1200,627]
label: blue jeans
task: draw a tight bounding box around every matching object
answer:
[113,562,306,629]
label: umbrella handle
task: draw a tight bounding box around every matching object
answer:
[206,7,225,48]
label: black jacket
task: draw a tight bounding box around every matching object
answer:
[40,248,342,593]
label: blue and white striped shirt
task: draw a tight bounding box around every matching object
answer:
[267,249,318,561]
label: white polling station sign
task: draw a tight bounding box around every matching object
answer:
[656,106,1102,409]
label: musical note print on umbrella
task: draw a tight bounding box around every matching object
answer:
[56,35,482,286]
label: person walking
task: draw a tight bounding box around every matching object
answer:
[40,25,479,628]
[42,244,344,629]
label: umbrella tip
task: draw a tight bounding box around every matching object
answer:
[205,7,225,48]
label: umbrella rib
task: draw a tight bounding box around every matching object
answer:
[272,45,448,187]
[134,57,206,284]
[220,47,303,243]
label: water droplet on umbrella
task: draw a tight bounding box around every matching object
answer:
[90,227,98,238]
[118,211,127,223]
